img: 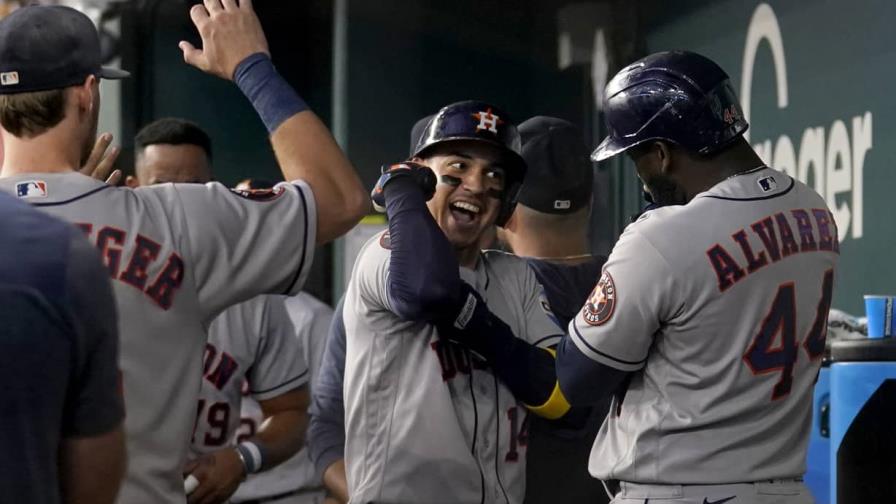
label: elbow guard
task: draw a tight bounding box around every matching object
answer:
[523,347,571,420]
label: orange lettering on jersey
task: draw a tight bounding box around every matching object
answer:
[732,229,768,274]
[790,209,818,253]
[120,235,162,289]
[146,254,185,310]
[750,217,781,262]
[774,213,800,258]
[97,226,126,277]
[75,223,186,311]
[582,271,616,326]
[203,342,240,390]
[707,244,746,292]
[430,339,488,381]
[709,208,838,293]
[812,209,837,252]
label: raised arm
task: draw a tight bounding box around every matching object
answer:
[180,0,367,244]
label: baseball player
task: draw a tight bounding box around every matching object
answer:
[340,100,576,504]
[232,292,334,504]
[125,124,314,504]
[0,4,365,503]
[308,116,609,504]
[550,51,840,503]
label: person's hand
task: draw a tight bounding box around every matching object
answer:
[371,162,437,212]
[79,133,121,185]
[179,0,270,81]
[182,449,246,504]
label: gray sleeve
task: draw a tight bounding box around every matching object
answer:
[568,227,677,371]
[63,232,123,437]
[308,297,347,474]
[159,181,317,321]
[248,297,309,400]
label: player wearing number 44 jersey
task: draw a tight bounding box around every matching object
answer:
[548,51,840,504]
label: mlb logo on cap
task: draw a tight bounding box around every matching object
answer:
[16,180,48,199]
[0,71,19,86]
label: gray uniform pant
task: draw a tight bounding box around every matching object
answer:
[608,479,812,504]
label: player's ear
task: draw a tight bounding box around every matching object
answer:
[125,174,139,188]
[75,75,98,114]
[655,141,674,174]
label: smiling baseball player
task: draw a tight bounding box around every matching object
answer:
[0,3,365,503]
[341,101,575,504]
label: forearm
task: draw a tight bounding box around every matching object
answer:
[323,459,349,503]
[251,409,307,470]
[248,387,310,471]
[235,54,366,244]
[555,335,630,406]
[442,291,569,419]
[60,426,126,504]
[308,395,346,476]
[385,178,460,320]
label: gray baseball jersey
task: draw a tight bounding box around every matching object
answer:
[0,172,316,504]
[343,232,562,504]
[232,293,333,502]
[190,294,309,458]
[568,168,839,484]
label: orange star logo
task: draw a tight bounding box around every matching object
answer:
[472,108,503,134]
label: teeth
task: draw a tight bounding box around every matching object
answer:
[452,202,480,214]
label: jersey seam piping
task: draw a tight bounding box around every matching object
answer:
[571,321,647,366]
[30,184,112,206]
[250,369,309,395]
[699,176,795,201]
[282,185,310,294]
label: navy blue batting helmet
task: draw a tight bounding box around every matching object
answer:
[413,100,527,227]
[591,50,749,162]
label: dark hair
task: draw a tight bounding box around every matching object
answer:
[0,88,67,138]
[135,117,212,159]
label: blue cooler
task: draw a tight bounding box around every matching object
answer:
[829,338,896,504]
[805,363,830,504]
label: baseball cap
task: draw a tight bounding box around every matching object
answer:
[409,114,436,156]
[516,116,593,214]
[0,5,129,95]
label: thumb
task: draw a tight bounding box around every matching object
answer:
[179,41,205,69]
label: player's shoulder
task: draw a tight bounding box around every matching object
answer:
[284,292,334,322]
[481,248,532,273]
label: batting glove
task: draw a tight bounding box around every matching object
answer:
[371,162,437,212]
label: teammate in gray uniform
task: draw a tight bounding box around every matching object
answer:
[234,291,334,504]
[126,123,313,504]
[551,51,840,503]
[342,101,574,504]
[0,4,366,503]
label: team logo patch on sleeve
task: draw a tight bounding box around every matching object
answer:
[582,271,616,326]
[229,186,285,201]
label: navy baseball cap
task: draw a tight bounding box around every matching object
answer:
[409,114,435,156]
[517,116,593,214]
[0,5,129,95]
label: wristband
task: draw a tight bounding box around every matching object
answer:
[233,52,308,133]
[236,441,264,474]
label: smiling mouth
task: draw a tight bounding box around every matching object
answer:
[449,201,481,224]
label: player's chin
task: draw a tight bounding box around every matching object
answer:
[442,219,486,249]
